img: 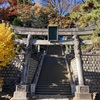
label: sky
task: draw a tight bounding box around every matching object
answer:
[0,0,84,16]
[0,0,36,8]
[0,0,85,7]
[34,0,40,2]
[0,0,40,8]
[0,2,9,8]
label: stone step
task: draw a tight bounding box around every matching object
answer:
[35,45,72,95]
[32,95,72,100]
[36,86,71,90]
[35,91,71,95]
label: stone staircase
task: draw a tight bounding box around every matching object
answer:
[35,45,72,96]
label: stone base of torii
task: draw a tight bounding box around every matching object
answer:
[10,85,29,100]
[73,85,92,100]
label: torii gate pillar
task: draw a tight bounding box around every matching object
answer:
[73,34,92,100]
[11,35,32,100]
[74,34,84,85]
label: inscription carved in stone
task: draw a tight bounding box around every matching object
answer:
[80,87,89,93]
[17,85,26,91]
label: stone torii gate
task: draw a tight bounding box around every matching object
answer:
[11,26,95,100]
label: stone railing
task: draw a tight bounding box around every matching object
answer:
[71,58,78,85]
[65,54,75,95]
[31,52,46,94]
[71,54,100,93]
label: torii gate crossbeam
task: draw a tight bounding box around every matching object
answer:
[15,39,92,45]
[13,26,95,36]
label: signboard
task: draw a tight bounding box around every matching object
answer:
[48,26,58,41]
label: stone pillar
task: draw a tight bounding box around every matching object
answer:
[74,34,84,85]
[21,35,32,84]
[38,45,40,52]
[11,35,32,100]
[73,34,92,100]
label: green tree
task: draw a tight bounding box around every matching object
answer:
[70,0,100,47]
[17,0,33,4]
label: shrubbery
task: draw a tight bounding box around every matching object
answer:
[12,18,23,26]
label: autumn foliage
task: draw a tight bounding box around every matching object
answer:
[0,21,15,67]
[0,0,17,5]
[0,0,18,20]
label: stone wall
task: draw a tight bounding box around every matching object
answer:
[0,52,24,93]
[71,54,100,93]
